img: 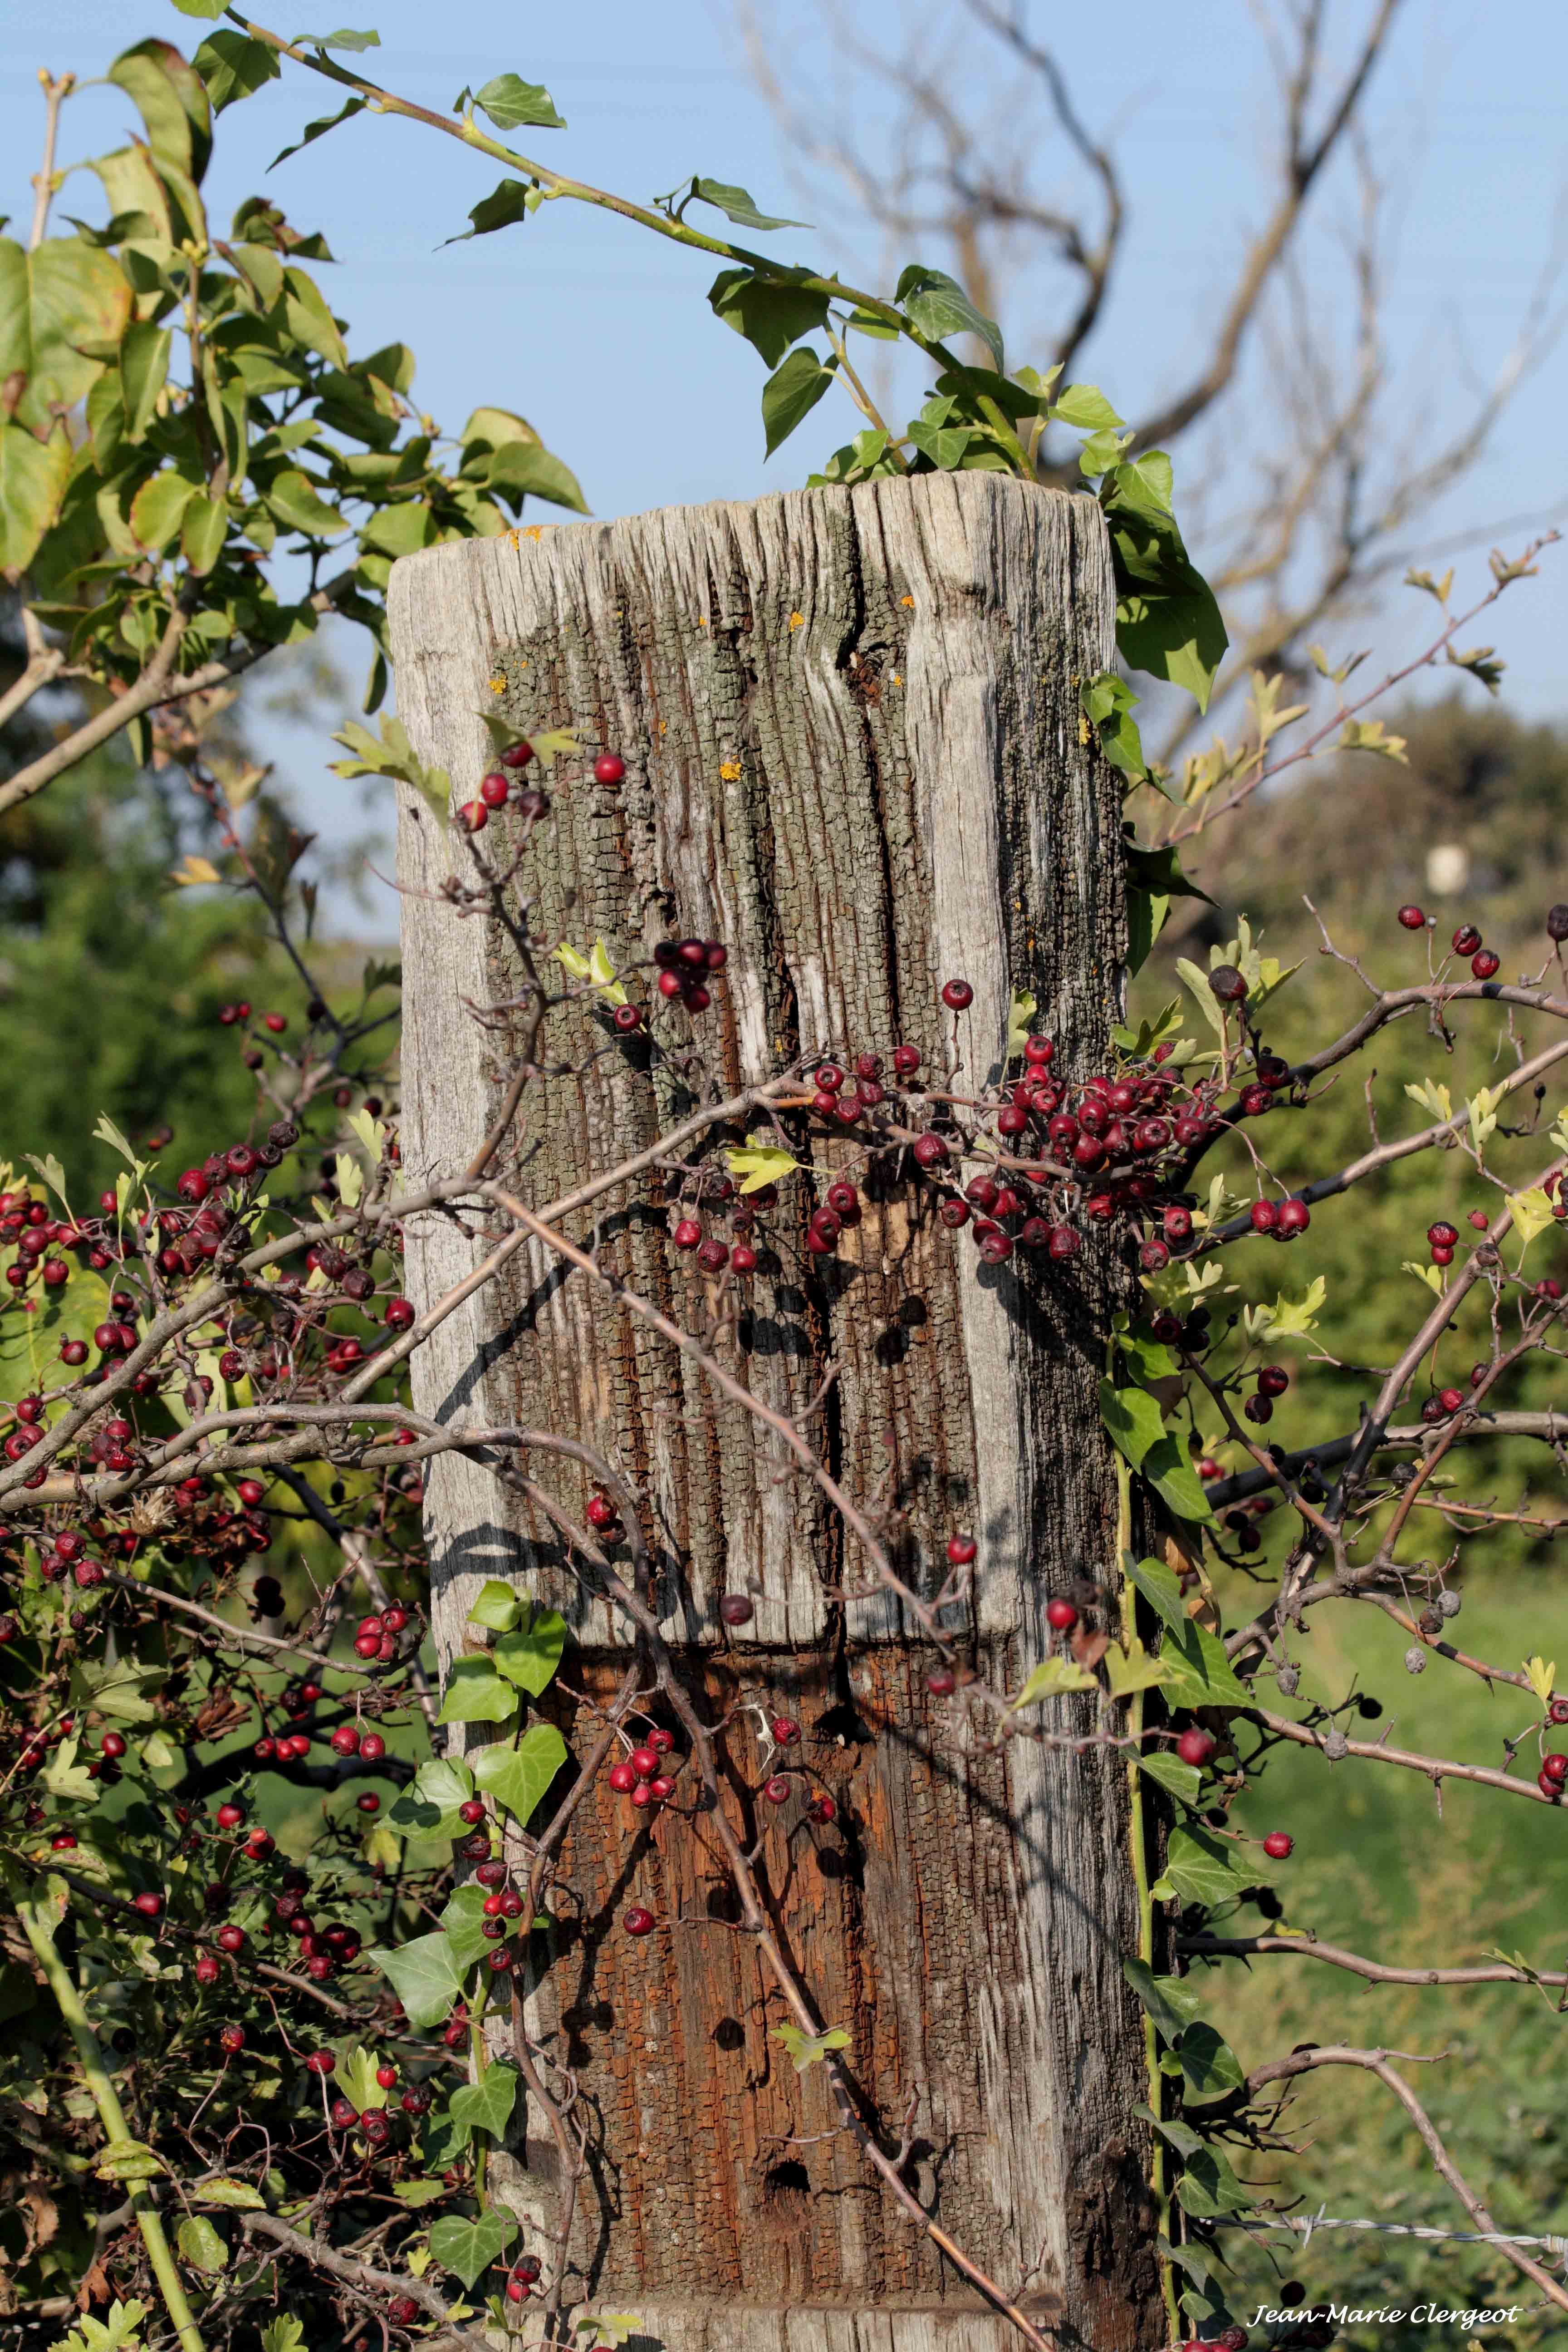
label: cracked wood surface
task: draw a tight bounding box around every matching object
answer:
[387,473,1160,2349]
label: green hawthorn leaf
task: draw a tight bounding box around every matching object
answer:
[492,1606,567,1695]
[1103,1638,1169,1698]
[707,269,830,366]
[130,469,198,552]
[118,322,171,444]
[471,1722,568,1825]
[428,2209,517,2290]
[194,30,282,110]
[364,1930,467,2028]
[895,264,1003,371]
[1012,1655,1097,1706]
[109,39,214,187]
[1122,1957,1206,2041]
[392,2176,449,2207]
[761,346,835,457]
[261,2320,306,2352]
[180,493,227,575]
[687,179,806,233]
[0,237,133,437]
[449,2062,519,2140]
[265,468,348,539]
[338,2045,391,2115]
[480,439,588,513]
[196,2177,265,2209]
[311,29,381,53]
[472,74,565,132]
[771,2023,851,2073]
[436,1656,519,1725]
[0,419,73,579]
[176,2215,229,2273]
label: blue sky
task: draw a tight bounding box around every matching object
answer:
[4,1,1565,930]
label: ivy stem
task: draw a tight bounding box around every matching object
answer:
[15,1887,208,2352]
[1113,1454,1179,2346]
[228,13,1032,474]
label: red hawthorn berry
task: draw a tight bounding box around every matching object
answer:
[1175,1728,1216,1768]
[1396,904,1426,930]
[623,1905,656,1937]
[940,978,974,1010]
[131,1891,162,1921]
[1541,1753,1568,1783]
[1046,1597,1078,1632]
[718,1592,755,1627]
[892,1044,921,1078]
[1451,924,1482,955]
[1277,1197,1311,1236]
[926,1666,956,1696]
[1249,1200,1279,1235]
[807,1793,837,1823]
[1471,949,1500,980]
[479,771,510,808]
[771,1716,800,1743]
[1262,1831,1294,1859]
[946,1534,977,1566]
[594,751,626,785]
[500,739,533,768]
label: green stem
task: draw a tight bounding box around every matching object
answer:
[469,1967,492,2203]
[16,1888,207,2352]
[1113,1453,1180,2348]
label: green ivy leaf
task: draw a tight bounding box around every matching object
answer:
[467,1579,522,1633]
[493,1606,567,1695]
[1160,1825,1249,1912]
[1098,1378,1165,1471]
[428,2209,518,2290]
[895,264,1003,372]
[1051,382,1125,431]
[471,1721,568,1825]
[448,2062,519,2140]
[685,179,806,233]
[441,179,533,248]
[435,1656,520,1725]
[1122,1956,1206,2042]
[387,1754,475,1839]
[761,346,835,457]
[1175,2142,1255,2217]
[1135,1749,1203,1807]
[707,269,830,367]
[438,1885,495,1974]
[471,74,565,132]
[193,31,282,112]
[1176,2020,1245,2102]
[1140,1436,1215,1526]
[363,1930,467,2028]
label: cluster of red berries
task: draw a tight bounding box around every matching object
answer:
[502,2253,544,2303]
[1539,1749,1568,1799]
[608,1728,680,1810]
[460,735,562,832]
[1242,1362,1290,1426]
[217,1000,292,1035]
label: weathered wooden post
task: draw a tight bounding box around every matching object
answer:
[387,472,1160,2350]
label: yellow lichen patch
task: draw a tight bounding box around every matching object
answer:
[899,594,914,608]
[697,614,708,628]
[488,676,506,693]
[890,672,902,686]
[788,610,804,630]
[522,525,544,541]
[719,760,742,782]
